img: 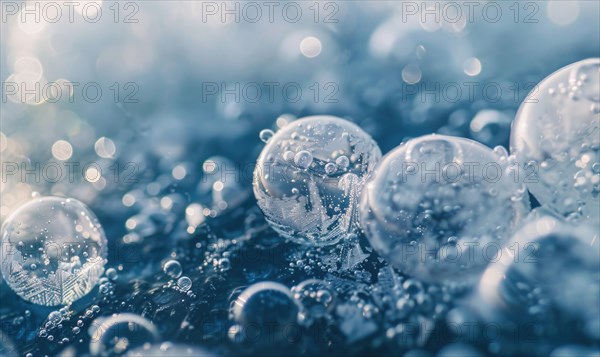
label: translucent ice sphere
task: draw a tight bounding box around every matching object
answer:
[0,196,107,306]
[253,116,382,246]
[231,281,300,345]
[478,213,599,341]
[360,135,530,284]
[511,58,600,226]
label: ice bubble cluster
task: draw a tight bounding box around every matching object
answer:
[0,196,107,306]
[511,58,600,226]
[292,278,336,325]
[253,116,381,246]
[360,135,530,284]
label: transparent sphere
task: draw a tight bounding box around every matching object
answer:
[0,196,107,306]
[360,135,530,284]
[89,313,159,356]
[511,58,600,226]
[478,213,599,341]
[231,281,300,345]
[253,116,382,246]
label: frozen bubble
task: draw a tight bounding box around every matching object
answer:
[163,260,182,279]
[477,215,600,342]
[511,58,600,226]
[254,116,381,246]
[360,135,529,284]
[231,281,300,346]
[0,197,107,306]
[89,314,159,356]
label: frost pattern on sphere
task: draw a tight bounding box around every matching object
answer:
[360,135,530,284]
[253,116,382,246]
[511,58,600,226]
[0,197,107,306]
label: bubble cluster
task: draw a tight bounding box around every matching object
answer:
[511,58,600,226]
[0,197,107,306]
[292,279,336,324]
[254,116,382,246]
[360,135,530,284]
